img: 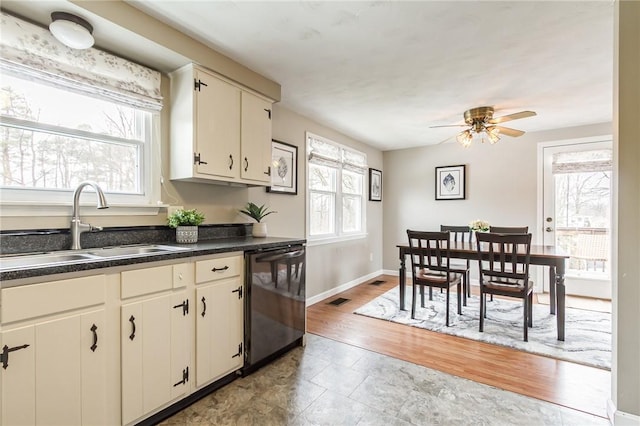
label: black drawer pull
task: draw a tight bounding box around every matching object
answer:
[201,296,207,317]
[129,315,136,341]
[229,155,234,170]
[244,157,249,172]
[90,323,98,352]
[212,265,229,272]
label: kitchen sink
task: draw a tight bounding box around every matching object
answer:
[0,252,101,271]
[0,244,190,272]
[87,245,190,258]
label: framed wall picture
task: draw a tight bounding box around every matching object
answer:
[267,139,297,195]
[369,168,382,201]
[435,165,466,200]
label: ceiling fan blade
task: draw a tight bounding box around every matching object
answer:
[488,111,536,124]
[436,135,456,145]
[429,124,469,128]
[495,126,525,137]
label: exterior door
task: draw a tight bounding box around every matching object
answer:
[542,140,612,299]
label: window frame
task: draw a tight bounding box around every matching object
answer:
[306,132,367,244]
[0,72,162,215]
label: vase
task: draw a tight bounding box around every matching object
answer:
[176,225,198,243]
[252,222,267,238]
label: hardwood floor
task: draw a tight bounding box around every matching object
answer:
[306,275,611,418]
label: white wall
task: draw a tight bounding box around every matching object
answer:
[251,106,383,299]
[382,122,612,272]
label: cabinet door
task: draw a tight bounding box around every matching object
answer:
[195,68,240,179]
[240,91,273,183]
[122,292,189,424]
[1,312,105,426]
[1,326,35,426]
[196,278,244,387]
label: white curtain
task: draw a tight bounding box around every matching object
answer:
[0,11,163,111]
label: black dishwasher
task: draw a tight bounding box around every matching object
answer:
[243,245,306,374]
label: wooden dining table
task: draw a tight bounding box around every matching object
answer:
[397,241,570,341]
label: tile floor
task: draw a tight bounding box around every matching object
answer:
[161,334,608,425]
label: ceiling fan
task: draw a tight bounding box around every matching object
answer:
[431,106,536,147]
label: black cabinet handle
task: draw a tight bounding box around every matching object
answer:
[212,265,229,272]
[229,155,234,170]
[264,108,272,119]
[244,157,249,172]
[264,166,271,176]
[90,323,98,352]
[201,296,207,317]
[129,315,136,341]
[1,344,30,370]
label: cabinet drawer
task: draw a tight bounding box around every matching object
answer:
[1,275,106,324]
[195,255,242,284]
[121,265,173,299]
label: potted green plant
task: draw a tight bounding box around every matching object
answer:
[239,202,277,237]
[168,208,205,243]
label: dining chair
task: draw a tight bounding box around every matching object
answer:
[489,226,529,233]
[407,230,463,326]
[440,225,472,306]
[476,232,534,341]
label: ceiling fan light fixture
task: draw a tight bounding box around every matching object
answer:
[486,126,501,144]
[456,130,473,148]
[49,12,94,50]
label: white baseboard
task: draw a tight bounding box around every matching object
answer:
[607,399,640,425]
[382,269,399,276]
[306,269,384,306]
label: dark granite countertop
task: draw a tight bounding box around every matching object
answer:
[0,236,305,285]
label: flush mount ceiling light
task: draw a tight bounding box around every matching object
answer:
[49,12,94,50]
[433,106,537,148]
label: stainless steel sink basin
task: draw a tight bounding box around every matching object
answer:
[87,245,189,258]
[0,252,101,271]
[0,245,190,272]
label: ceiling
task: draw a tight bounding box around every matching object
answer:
[3,1,614,151]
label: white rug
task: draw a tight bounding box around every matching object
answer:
[354,286,611,370]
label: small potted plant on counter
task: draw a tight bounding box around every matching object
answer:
[239,202,277,237]
[168,208,205,243]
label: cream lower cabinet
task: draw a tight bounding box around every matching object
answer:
[120,264,192,425]
[0,275,107,426]
[195,255,244,387]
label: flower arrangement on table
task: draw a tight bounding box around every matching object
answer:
[469,219,490,232]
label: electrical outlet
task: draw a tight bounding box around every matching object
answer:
[167,205,183,216]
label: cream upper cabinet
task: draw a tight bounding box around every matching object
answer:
[170,63,274,186]
[0,276,107,426]
[241,91,273,183]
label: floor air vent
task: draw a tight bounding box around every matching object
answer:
[327,297,350,306]
[369,280,386,286]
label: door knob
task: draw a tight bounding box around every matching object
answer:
[545,227,553,232]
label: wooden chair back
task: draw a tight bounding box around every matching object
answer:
[406,230,451,275]
[440,225,472,242]
[476,232,532,284]
[489,226,529,234]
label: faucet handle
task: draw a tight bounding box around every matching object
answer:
[90,225,103,232]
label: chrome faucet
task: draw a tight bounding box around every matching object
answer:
[70,181,109,250]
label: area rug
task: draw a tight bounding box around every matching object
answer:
[354,287,611,370]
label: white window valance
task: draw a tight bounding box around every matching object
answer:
[308,134,367,173]
[0,11,163,111]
